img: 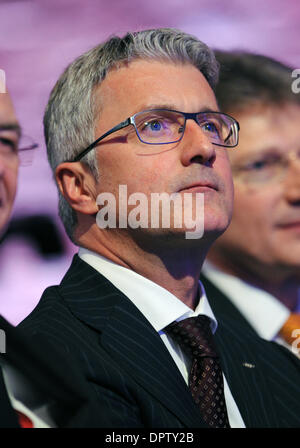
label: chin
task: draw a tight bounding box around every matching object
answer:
[205,216,231,235]
[275,256,300,272]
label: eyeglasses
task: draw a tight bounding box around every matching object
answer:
[0,132,38,166]
[232,149,300,185]
[72,108,240,162]
[18,135,39,165]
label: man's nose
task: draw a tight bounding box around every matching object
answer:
[179,119,216,167]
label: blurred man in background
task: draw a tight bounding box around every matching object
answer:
[202,51,300,356]
[0,90,98,427]
[0,89,25,427]
[0,92,19,237]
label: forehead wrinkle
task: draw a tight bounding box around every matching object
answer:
[132,103,219,114]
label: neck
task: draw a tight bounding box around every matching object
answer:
[77,224,214,310]
[207,250,300,312]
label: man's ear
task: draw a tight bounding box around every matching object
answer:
[55,162,99,215]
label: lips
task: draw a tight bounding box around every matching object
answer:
[277,221,300,229]
[178,182,218,193]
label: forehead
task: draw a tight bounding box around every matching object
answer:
[229,103,300,163]
[95,59,218,129]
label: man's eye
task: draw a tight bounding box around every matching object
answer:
[149,120,162,131]
[245,158,278,171]
[143,119,164,132]
[0,137,17,152]
[203,122,217,132]
[201,121,221,137]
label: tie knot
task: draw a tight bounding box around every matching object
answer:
[165,315,218,358]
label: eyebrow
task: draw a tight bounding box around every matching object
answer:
[0,123,22,136]
[249,146,295,157]
[233,146,292,165]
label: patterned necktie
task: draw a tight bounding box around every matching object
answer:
[165,315,230,428]
[279,313,300,347]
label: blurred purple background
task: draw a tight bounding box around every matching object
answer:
[1,0,300,324]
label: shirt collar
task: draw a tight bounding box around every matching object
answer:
[203,260,293,340]
[78,247,218,335]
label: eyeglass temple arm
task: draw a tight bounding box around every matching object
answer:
[19,143,39,152]
[224,128,233,144]
[224,122,240,144]
[73,118,131,162]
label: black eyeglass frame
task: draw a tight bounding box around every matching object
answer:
[72,109,240,162]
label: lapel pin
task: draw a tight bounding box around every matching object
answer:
[242,362,256,368]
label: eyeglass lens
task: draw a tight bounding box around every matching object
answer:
[133,110,237,147]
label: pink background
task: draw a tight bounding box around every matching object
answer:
[1,0,300,324]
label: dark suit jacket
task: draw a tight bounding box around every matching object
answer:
[19,255,300,428]
[0,315,101,427]
[200,274,260,334]
[0,367,20,427]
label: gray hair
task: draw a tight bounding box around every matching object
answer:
[44,28,219,241]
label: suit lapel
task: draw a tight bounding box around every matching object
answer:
[214,319,278,427]
[202,275,279,427]
[101,298,207,427]
[61,256,206,428]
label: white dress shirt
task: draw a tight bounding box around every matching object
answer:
[202,261,300,355]
[79,247,245,428]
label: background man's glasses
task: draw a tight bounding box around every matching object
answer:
[232,149,300,185]
[72,108,240,162]
[0,133,38,166]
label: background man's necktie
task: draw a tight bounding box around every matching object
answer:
[16,411,34,428]
[279,313,300,347]
[165,315,230,428]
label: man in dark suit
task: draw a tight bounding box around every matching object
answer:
[202,51,300,356]
[19,28,300,428]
